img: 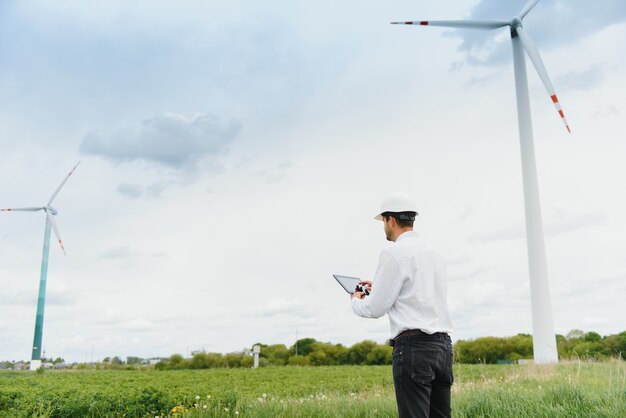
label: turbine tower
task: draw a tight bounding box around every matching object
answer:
[1,162,80,370]
[393,0,567,364]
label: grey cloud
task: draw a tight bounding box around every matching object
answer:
[80,113,241,171]
[446,0,626,67]
[116,181,167,199]
[553,67,607,92]
[116,182,142,199]
[145,182,166,197]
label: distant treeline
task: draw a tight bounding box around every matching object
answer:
[155,339,392,370]
[455,330,626,364]
[153,329,625,370]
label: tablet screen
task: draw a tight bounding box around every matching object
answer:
[333,274,362,294]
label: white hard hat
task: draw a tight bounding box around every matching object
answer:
[374,192,419,221]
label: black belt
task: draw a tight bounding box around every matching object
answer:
[388,329,448,347]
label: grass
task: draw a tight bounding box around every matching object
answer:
[0,360,624,417]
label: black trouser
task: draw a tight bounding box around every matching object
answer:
[392,332,453,418]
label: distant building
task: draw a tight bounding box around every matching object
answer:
[42,362,54,369]
[13,362,26,370]
[54,363,67,370]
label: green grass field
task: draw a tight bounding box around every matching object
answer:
[1,361,624,417]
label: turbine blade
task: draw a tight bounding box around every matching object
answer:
[46,212,66,255]
[520,0,540,19]
[516,26,571,133]
[48,161,80,206]
[391,20,509,30]
[1,207,44,212]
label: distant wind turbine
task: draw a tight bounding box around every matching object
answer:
[393,0,568,364]
[1,162,80,370]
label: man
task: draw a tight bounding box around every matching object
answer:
[351,192,453,418]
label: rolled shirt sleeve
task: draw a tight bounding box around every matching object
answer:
[351,250,404,318]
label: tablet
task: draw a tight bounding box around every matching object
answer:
[333,274,363,294]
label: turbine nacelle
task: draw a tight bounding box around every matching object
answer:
[510,17,523,30]
[44,206,58,216]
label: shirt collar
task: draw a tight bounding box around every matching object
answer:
[396,231,417,242]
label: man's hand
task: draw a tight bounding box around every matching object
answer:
[351,291,365,300]
[358,280,372,293]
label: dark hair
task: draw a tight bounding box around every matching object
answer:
[382,211,416,228]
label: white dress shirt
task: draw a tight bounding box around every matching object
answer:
[351,231,453,338]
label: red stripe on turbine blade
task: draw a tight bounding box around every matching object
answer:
[559,110,565,118]
[420,21,429,25]
[551,95,558,103]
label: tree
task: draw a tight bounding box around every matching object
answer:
[366,345,392,365]
[308,349,329,366]
[566,329,585,340]
[585,332,602,342]
[602,332,626,357]
[189,352,209,369]
[347,340,377,365]
[169,354,185,369]
[261,344,290,366]
[290,338,317,356]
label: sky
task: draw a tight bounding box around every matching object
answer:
[1,0,625,363]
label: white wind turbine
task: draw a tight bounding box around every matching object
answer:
[393,0,569,364]
[1,162,80,370]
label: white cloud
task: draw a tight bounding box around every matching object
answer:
[123,318,154,332]
[80,113,241,171]
[98,246,165,261]
[250,299,313,319]
[469,207,606,242]
[448,0,626,66]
